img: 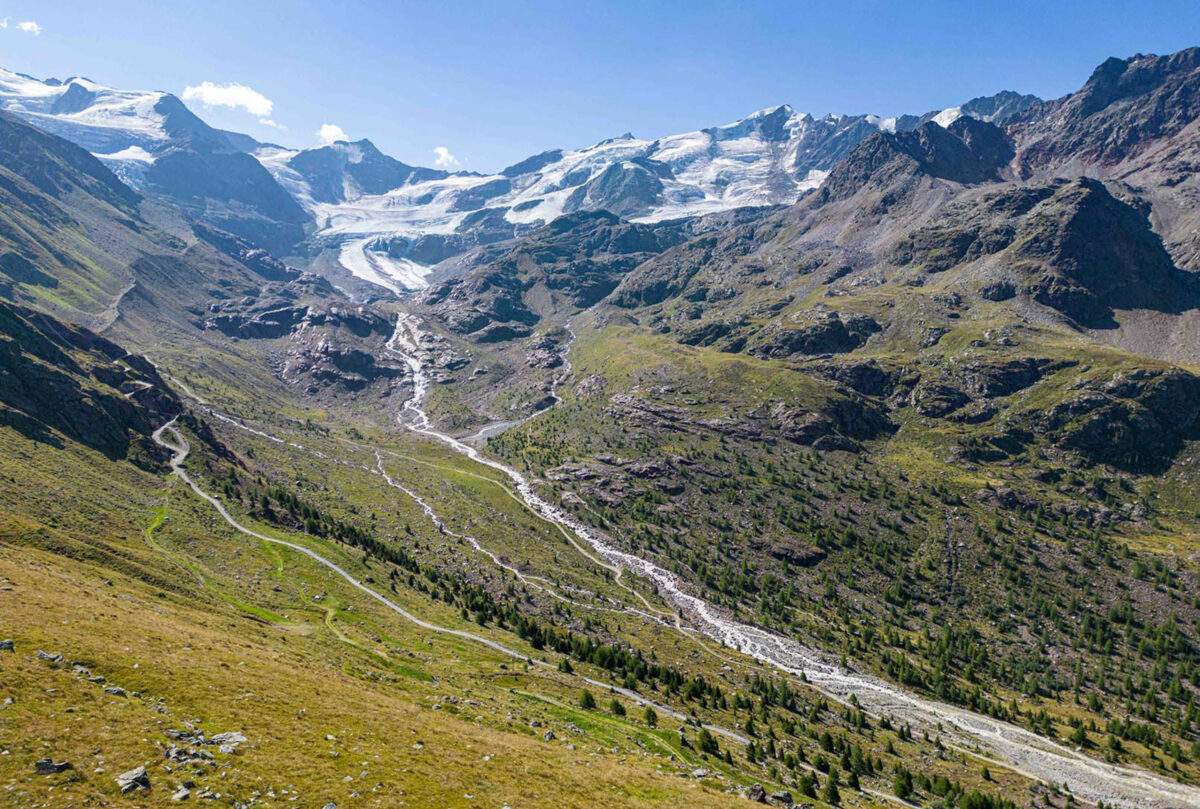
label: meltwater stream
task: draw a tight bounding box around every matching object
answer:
[386,314,1200,809]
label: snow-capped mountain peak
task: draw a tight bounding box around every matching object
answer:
[253,92,1041,292]
[0,63,1044,294]
[0,68,171,160]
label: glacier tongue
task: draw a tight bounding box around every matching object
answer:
[337,238,433,293]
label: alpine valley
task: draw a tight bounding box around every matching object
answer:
[5,44,1200,809]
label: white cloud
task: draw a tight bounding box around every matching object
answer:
[316,123,349,146]
[433,146,459,168]
[182,81,274,117]
[3,19,42,34]
[258,118,286,130]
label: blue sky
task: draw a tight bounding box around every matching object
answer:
[2,1,1198,172]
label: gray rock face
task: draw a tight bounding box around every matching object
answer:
[450,178,513,212]
[746,782,767,802]
[116,765,150,793]
[890,176,1199,328]
[35,758,70,774]
[748,313,881,359]
[1013,48,1200,171]
[565,162,665,219]
[0,639,13,651]
[911,382,971,418]
[1032,368,1200,472]
[420,210,692,342]
[821,118,1013,202]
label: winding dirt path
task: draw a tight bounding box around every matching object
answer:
[149,419,745,748]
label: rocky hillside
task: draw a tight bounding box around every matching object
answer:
[0,299,180,462]
[8,43,1200,809]
[390,50,1200,803]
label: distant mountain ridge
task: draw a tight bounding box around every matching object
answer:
[0,69,308,254]
[0,65,1043,290]
[251,94,1039,291]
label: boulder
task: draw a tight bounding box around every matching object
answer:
[116,765,150,793]
[746,783,767,803]
[35,758,70,774]
[209,731,247,747]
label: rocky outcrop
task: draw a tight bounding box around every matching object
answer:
[0,300,180,462]
[605,388,892,452]
[546,455,684,507]
[1013,48,1200,172]
[812,359,901,397]
[889,177,1199,327]
[821,118,1013,202]
[911,382,971,418]
[1010,179,1199,327]
[958,357,1064,397]
[421,211,690,341]
[611,215,785,310]
[1026,368,1200,471]
[282,343,404,391]
[748,312,881,359]
[201,279,401,391]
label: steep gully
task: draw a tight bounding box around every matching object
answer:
[382,314,1200,809]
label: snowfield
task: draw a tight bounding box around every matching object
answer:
[0,66,1023,295]
[258,104,903,291]
[0,69,170,171]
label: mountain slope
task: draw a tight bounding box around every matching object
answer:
[0,299,180,461]
[0,107,1068,809]
[0,69,309,254]
[391,48,1200,805]
[284,138,452,205]
[0,109,146,327]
